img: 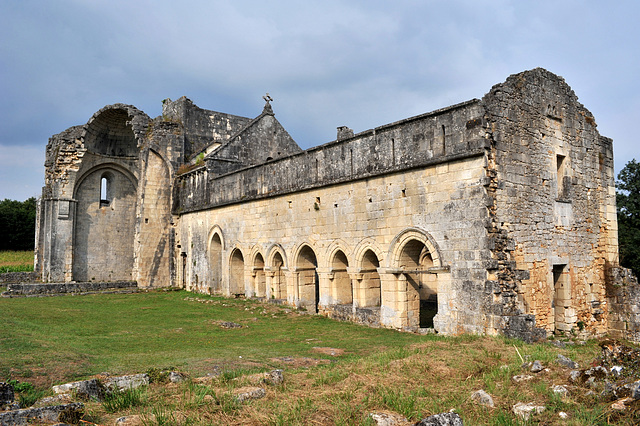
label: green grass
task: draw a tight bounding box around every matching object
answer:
[0,250,34,273]
[0,291,426,385]
[2,290,637,425]
[102,387,147,413]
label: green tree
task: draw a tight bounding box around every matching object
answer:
[0,197,37,251]
[616,159,640,276]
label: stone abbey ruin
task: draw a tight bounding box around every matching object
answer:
[34,68,640,342]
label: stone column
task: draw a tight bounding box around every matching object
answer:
[289,269,300,307]
[378,268,404,329]
[316,267,333,308]
[248,269,257,298]
[264,268,275,300]
[347,267,363,309]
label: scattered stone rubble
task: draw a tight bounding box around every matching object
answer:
[0,382,84,426]
[415,412,464,425]
[5,341,640,424]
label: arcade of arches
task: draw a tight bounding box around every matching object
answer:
[183,229,449,332]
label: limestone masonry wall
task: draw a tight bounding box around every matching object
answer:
[35,68,639,341]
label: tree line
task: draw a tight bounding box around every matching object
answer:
[0,197,36,251]
[616,159,640,276]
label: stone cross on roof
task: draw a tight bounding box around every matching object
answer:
[262,93,274,115]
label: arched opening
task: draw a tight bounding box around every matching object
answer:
[331,250,351,305]
[229,249,245,296]
[399,239,437,329]
[83,108,140,157]
[73,166,136,282]
[271,252,286,300]
[296,245,318,312]
[210,233,222,294]
[361,249,381,307]
[254,253,266,298]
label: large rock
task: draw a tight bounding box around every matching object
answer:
[0,403,84,425]
[52,379,103,401]
[103,374,149,392]
[33,394,74,408]
[0,383,18,411]
[415,412,463,425]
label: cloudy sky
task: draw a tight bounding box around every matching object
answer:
[1,0,638,201]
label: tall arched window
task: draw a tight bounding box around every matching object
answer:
[100,173,112,207]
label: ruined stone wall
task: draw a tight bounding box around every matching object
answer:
[36,105,149,283]
[206,110,302,175]
[72,159,137,281]
[162,97,252,162]
[176,100,486,214]
[177,155,491,333]
[607,266,640,342]
[483,68,617,337]
[36,68,629,340]
[134,148,173,287]
[174,100,508,334]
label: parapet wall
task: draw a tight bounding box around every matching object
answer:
[175,100,487,213]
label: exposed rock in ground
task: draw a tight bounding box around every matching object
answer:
[0,402,83,425]
[0,383,18,411]
[218,321,243,329]
[168,371,187,383]
[52,379,103,401]
[556,354,579,369]
[233,386,266,403]
[512,402,545,420]
[366,411,408,425]
[103,374,149,392]
[552,384,568,398]
[611,397,635,411]
[512,374,533,383]
[415,412,463,425]
[33,394,74,408]
[115,414,145,425]
[470,389,494,408]
[244,369,284,386]
[115,412,187,425]
[530,360,543,373]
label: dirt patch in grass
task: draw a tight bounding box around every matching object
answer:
[269,356,331,369]
[311,346,345,356]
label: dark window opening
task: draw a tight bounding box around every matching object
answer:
[556,154,568,199]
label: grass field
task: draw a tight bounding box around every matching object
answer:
[0,250,34,273]
[0,290,637,425]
